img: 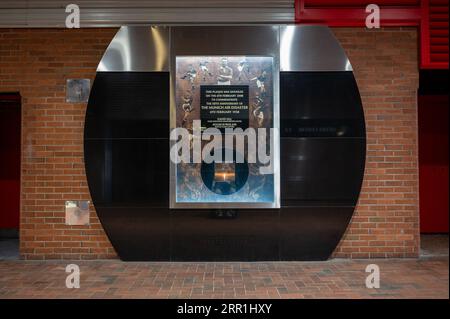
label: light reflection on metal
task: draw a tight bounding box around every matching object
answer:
[280,25,353,72]
[151,26,168,71]
[97,26,169,72]
[280,25,294,72]
[98,25,351,72]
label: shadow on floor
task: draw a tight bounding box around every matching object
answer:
[421,234,449,257]
[0,234,447,260]
[0,238,19,260]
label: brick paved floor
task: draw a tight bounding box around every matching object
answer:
[0,257,448,299]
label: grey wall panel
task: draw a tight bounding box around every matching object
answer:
[0,0,293,8]
[0,0,295,27]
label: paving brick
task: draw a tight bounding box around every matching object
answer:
[0,258,447,299]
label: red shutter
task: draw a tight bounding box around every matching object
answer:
[295,0,421,26]
[421,0,449,69]
[295,0,449,70]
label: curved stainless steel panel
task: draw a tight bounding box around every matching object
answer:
[280,25,353,72]
[97,25,169,72]
[171,25,279,56]
[97,25,350,72]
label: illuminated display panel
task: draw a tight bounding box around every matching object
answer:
[172,56,278,208]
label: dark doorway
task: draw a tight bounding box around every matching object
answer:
[418,70,449,234]
[0,93,21,260]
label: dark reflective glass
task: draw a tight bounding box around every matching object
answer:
[95,207,170,261]
[84,139,169,207]
[280,138,365,206]
[85,72,169,139]
[84,70,366,261]
[170,210,279,261]
[93,206,356,261]
[279,207,354,260]
[280,72,365,137]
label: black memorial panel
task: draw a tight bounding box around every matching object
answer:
[84,139,169,207]
[84,72,171,261]
[85,70,366,261]
[280,138,366,206]
[279,207,354,260]
[171,210,279,261]
[279,71,366,209]
[85,72,169,139]
[95,207,170,261]
[280,72,365,138]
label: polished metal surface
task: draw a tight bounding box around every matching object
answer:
[66,79,90,103]
[97,25,351,72]
[280,25,353,72]
[65,200,90,226]
[97,26,169,72]
[169,26,281,210]
[171,25,279,56]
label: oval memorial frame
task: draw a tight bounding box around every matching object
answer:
[84,25,366,261]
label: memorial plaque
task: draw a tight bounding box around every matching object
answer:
[200,85,249,131]
[172,56,278,208]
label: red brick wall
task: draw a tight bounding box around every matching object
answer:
[0,27,419,260]
[334,28,420,258]
[0,29,118,259]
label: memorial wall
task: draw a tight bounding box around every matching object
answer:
[84,25,366,260]
[0,26,419,260]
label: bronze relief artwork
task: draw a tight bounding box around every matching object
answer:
[175,56,275,204]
